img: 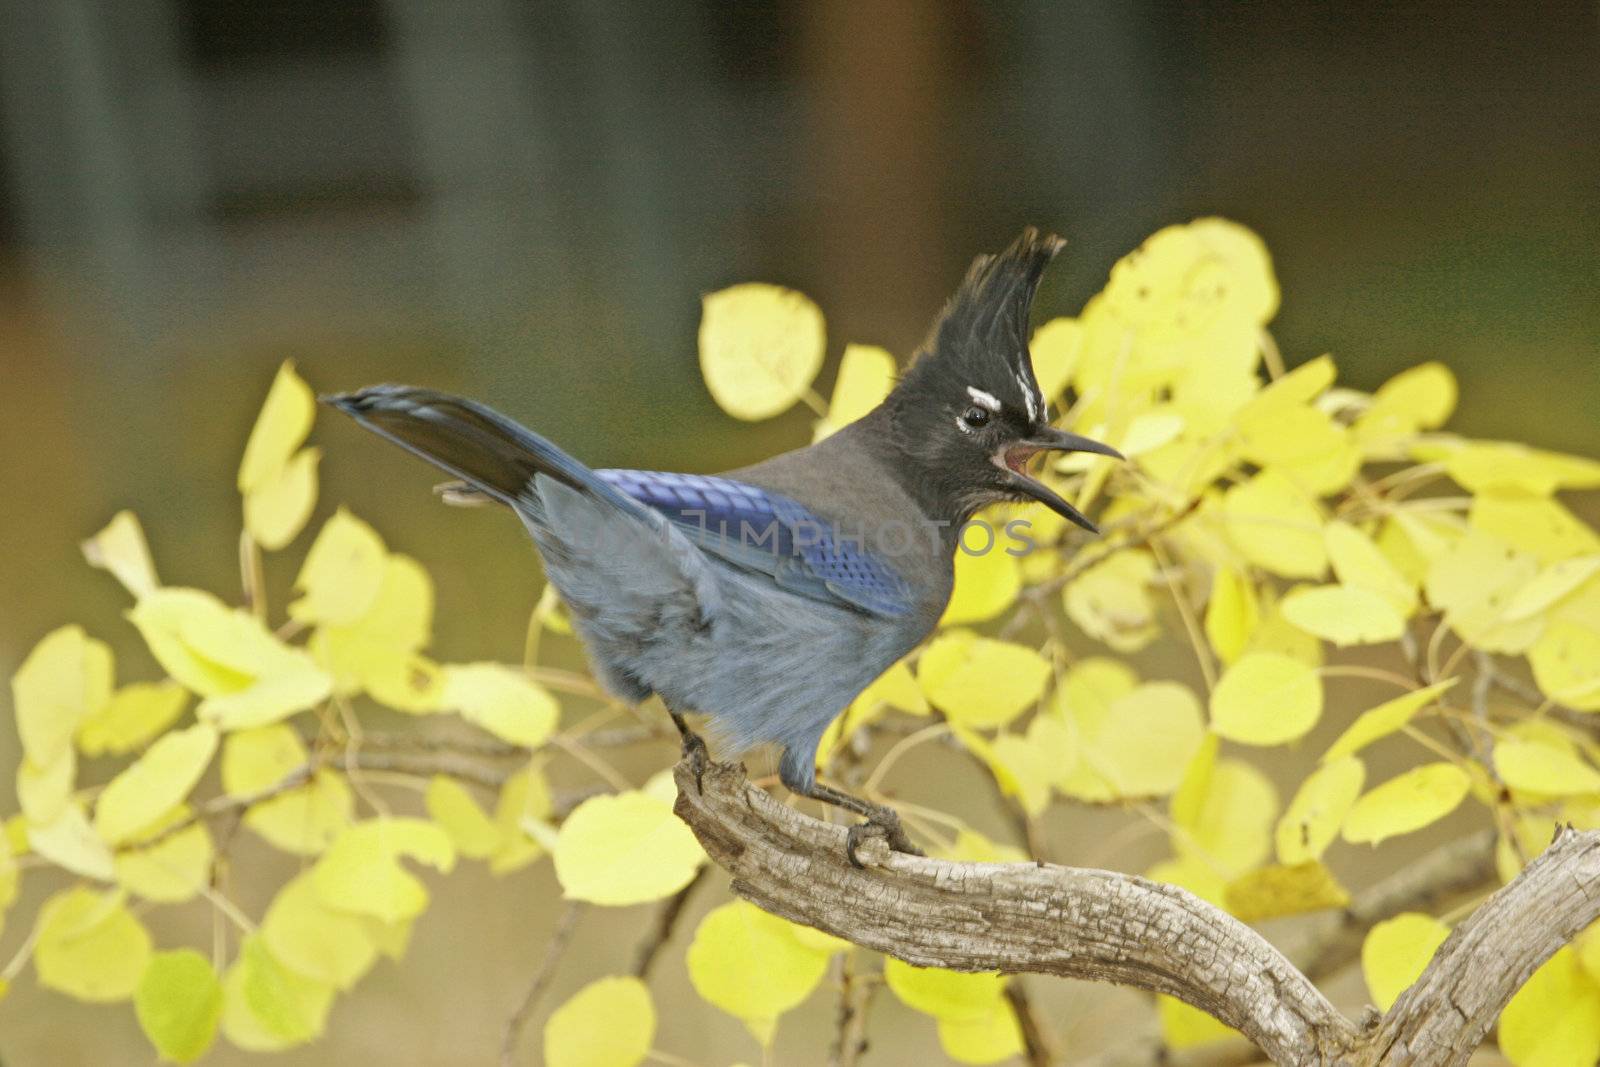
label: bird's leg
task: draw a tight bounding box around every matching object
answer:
[667,707,709,787]
[805,781,924,868]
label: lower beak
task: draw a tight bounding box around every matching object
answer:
[1006,427,1123,534]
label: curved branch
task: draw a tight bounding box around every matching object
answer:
[673,760,1360,1064]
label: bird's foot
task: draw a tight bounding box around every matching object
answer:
[680,729,709,790]
[844,806,923,869]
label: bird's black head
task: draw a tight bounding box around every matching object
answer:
[883,228,1122,532]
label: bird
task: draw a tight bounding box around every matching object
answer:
[324,228,1121,863]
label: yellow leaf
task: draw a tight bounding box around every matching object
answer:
[115,810,213,903]
[289,509,388,626]
[1064,549,1159,652]
[1428,439,1600,496]
[78,680,190,757]
[261,873,379,991]
[1354,362,1457,448]
[365,653,446,714]
[1277,756,1365,864]
[938,828,1028,865]
[687,900,831,1027]
[553,790,703,906]
[81,510,160,598]
[1361,913,1450,1011]
[1204,567,1259,666]
[1322,681,1458,763]
[440,663,559,747]
[1342,763,1471,846]
[935,1001,1024,1065]
[424,776,500,859]
[34,886,152,1002]
[243,768,352,855]
[1472,491,1600,564]
[1529,620,1600,712]
[1247,587,1325,666]
[238,361,315,494]
[94,723,219,845]
[545,976,655,1067]
[488,762,553,875]
[814,343,894,440]
[941,543,1023,625]
[1056,680,1205,800]
[220,935,333,1052]
[884,958,1006,1022]
[1325,520,1416,614]
[919,631,1051,731]
[1147,856,1228,907]
[135,949,223,1064]
[1225,862,1349,921]
[27,803,115,881]
[1158,995,1239,1050]
[311,553,434,697]
[1236,403,1344,472]
[1222,469,1327,579]
[1171,737,1278,878]
[699,283,826,421]
[1496,738,1600,796]
[1029,318,1084,402]
[12,623,113,766]
[970,730,1054,817]
[1499,947,1600,1067]
[17,749,75,823]
[1505,556,1600,622]
[853,659,928,719]
[1280,584,1406,647]
[312,818,455,923]
[1209,652,1323,746]
[244,447,321,551]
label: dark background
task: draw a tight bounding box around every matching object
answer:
[0,2,1593,1063]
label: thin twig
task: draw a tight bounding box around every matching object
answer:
[1005,979,1059,1067]
[831,956,879,1067]
[500,902,583,1067]
[631,867,708,979]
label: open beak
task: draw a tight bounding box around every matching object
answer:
[999,427,1123,534]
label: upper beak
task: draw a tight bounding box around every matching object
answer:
[1003,427,1123,534]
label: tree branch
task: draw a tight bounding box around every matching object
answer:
[673,758,1600,1067]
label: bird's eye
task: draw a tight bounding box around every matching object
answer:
[960,405,991,428]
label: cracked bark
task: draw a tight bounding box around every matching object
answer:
[673,759,1600,1067]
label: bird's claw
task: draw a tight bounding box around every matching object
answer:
[680,730,709,791]
[844,808,923,868]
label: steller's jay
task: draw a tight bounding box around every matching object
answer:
[325,228,1121,863]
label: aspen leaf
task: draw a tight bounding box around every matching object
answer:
[311,553,433,696]
[1247,587,1325,666]
[939,828,1028,865]
[1221,469,1327,579]
[814,343,894,440]
[1499,946,1600,1067]
[1236,403,1344,471]
[82,510,159,598]
[78,680,189,757]
[1225,862,1349,921]
[1064,549,1159,652]
[1342,764,1471,845]
[1472,491,1599,564]
[220,726,352,855]
[12,623,113,767]
[1529,620,1600,711]
[238,361,314,494]
[936,1002,1024,1065]
[289,509,388,626]
[135,949,223,1064]
[1277,756,1365,865]
[982,731,1054,816]
[488,762,553,875]
[424,775,500,859]
[1505,556,1600,622]
[245,447,320,551]
[544,976,655,1067]
[1429,439,1600,495]
[312,818,455,923]
[699,283,825,421]
[1209,652,1323,746]
[553,791,703,905]
[1056,680,1204,800]
[440,663,559,747]
[1172,737,1278,878]
[1280,584,1406,646]
[1159,995,1238,1050]
[687,900,831,1026]
[1325,520,1416,613]
[115,811,213,903]
[1355,362,1457,446]
[854,659,928,718]
[17,749,74,823]
[220,935,333,1051]
[1322,680,1457,763]
[1117,409,1186,458]
[942,543,1022,625]
[1424,529,1541,653]
[1496,739,1600,796]
[884,958,1006,1022]
[917,631,1050,730]
[1362,913,1450,1011]
[1147,856,1227,908]
[1029,317,1084,401]
[261,873,379,991]
[28,803,115,881]
[34,887,152,1002]
[1204,567,1259,665]
[94,723,218,845]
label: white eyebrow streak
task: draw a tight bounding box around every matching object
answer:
[966,387,1002,412]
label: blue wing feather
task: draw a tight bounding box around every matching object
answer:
[596,469,915,617]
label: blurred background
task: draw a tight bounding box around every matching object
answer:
[0,1,1594,1063]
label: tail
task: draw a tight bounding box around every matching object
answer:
[321,385,600,508]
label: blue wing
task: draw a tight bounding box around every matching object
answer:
[596,469,915,618]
